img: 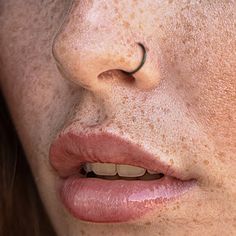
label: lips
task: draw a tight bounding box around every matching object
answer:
[49,130,196,223]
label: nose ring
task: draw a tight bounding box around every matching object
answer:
[124,42,147,75]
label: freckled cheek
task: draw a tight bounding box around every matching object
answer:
[9,76,49,123]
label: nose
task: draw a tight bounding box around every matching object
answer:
[52,1,160,91]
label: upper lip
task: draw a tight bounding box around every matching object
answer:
[49,128,189,181]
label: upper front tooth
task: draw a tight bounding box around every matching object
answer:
[117,164,145,177]
[147,170,159,174]
[91,163,117,176]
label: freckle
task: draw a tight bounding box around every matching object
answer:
[145,221,151,226]
[32,66,39,72]
[80,229,86,235]
[43,104,50,112]
[170,159,174,165]
[103,114,108,121]
[203,160,209,165]
[115,15,121,21]
[217,151,226,163]
[119,57,125,63]
[123,20,130,28]
[139,8,144,13]
[138,23,143,30]
[148,123,154,130]
[186,102,191,108]
[130,12,135,19]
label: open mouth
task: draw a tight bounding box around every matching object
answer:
[80,163,165,180]
[50,131,196,223]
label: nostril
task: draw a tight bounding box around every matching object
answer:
[121,71,136,84]
[98,69,136,86]
[121,71,136,85]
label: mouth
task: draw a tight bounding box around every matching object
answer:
[49,130,196,223]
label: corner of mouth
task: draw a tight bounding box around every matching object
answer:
[49,130,198,223]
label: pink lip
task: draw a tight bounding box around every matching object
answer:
[49,131,196,223]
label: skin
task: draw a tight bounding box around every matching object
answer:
[0,0,236,235]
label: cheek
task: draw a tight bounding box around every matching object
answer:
[184,42,236,149]
[159,4,236,150]
[0,1,76,167]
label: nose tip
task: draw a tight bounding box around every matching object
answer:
[52,2,161,91]
[53,38,160,91]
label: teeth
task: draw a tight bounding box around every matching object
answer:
[147,170,159,174]
[84,163,92,172]
[84,163,161,178]
[91,163,117,176]
[117,164,146,177]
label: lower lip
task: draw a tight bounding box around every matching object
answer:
[60,176,195,223]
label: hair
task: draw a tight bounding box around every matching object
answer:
[0,92,56,236]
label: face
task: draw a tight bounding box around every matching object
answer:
[0,0,235,235]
